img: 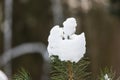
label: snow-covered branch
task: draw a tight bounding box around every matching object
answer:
[0,43,49,65]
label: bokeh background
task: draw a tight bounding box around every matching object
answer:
[0,0,120,80]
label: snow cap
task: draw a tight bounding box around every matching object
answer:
[48,17,86,63]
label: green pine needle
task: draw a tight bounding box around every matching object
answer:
[13,68,31,80]
[98,67,120,80]
[50,55,91,80]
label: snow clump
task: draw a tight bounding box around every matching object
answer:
[47,17,86,63]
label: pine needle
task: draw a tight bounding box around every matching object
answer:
[13,68,31,80]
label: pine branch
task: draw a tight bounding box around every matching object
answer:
[50,56,68,80]
[13,68,31,80]
[50,56,91,80]
[99,67,115,80]
[98,67,120,80]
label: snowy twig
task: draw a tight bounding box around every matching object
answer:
[48,17,86,80]
[50,0,64,25]
[0,43,49,80]
[0,43,48,65]
[4,0,13,77]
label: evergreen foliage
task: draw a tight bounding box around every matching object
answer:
[98,67,120,80]
[13,68,31,80]
[98,67,114,80]
[50,55,91,80]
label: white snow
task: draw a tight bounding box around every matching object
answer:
[47,17,86,63]
[59,33,86,62]
[104,74,111,80]
[0,70,8,80]
[63,17,77,39]
[47,25,63,56]
[48,25,63,42]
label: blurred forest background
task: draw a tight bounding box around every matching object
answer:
[0,0,120,80]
